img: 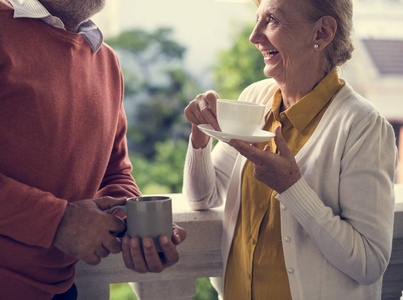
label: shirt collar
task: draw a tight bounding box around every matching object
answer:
[7,0,103,53]
[271,68,345,132]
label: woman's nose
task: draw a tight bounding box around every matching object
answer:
[249,23,262,45]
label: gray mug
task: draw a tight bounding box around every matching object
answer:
[109,196,172,252]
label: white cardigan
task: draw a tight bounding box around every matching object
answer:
[183,78,398,300]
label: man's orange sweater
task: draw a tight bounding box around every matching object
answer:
[0,1,141,298]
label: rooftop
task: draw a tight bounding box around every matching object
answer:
[362,39,403,75]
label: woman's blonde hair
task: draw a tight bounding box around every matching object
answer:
[253,0,354,72]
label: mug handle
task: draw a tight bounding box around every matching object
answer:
[108,205,127,215]
[108,205,127,237]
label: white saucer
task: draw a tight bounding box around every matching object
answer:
[198,124,275,143]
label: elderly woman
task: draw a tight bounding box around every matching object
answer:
[183,0,398,299]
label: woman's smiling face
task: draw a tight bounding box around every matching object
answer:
[250,0,317,84]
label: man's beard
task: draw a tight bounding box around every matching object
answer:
[46,0,106,27]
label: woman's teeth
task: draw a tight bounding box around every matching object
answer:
[264,50,279,61]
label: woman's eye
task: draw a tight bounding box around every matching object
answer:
[256,15,276,24]
[266,15,276,23]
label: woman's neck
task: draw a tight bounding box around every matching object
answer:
[277,68,327,111]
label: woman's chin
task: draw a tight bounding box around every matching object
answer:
[263,66,279,79]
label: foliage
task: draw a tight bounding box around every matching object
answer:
[213,23,267,99]
[110,279,218,300]
[193,278,219,300]
[130,139,188,194]
[114,27,185,57]
[125,68,197,159]
[107,27,186,86]
[106,28,200,159]
[110,283,137,300]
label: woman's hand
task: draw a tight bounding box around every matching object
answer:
[229,126,301,193]
[184,90,221,149]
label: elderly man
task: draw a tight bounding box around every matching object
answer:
[0,0,186,299]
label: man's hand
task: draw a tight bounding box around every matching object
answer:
[121,223,186,273]
[52,197,127,265]
[229,126,301,193]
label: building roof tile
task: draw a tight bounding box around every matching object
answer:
[362,39,403,75]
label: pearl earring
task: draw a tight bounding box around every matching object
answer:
[314,44,320,49]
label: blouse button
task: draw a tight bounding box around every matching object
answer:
[280,204,286,210]
[284,236,291,242]
[287,268,295,274]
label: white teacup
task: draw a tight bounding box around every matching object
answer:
[216,99,265,135]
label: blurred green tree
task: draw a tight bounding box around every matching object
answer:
[130,139,188,194]
[213,23,267,99]
[106,28,200,159]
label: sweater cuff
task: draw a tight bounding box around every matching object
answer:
[186,134,213,164]
[38,197,68,249]
[276,176,325,224]
[183,135,216,207]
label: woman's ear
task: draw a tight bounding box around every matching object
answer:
[313,16,337,49]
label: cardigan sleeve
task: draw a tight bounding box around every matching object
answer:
[183,136,238,210]
[276,113,397,285]
[0,173,67,248]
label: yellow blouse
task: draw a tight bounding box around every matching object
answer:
[224,70,344,300]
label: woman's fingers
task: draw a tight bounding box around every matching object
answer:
[184,91,221,131]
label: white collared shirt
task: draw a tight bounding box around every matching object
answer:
[7,0,103,52]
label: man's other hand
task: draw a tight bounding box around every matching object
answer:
[121,223,186,273]
[52,197,127,265]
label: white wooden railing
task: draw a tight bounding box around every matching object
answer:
[75,185,403,300]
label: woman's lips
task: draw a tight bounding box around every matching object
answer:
[263,50,279,61]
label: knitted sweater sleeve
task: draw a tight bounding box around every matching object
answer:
[0,174,67,248]
[95,99,141,199]
[0,106,138,249]
[95,60,141,199]
[276,113,397,285]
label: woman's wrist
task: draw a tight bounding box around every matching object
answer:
[191,125,210,149]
